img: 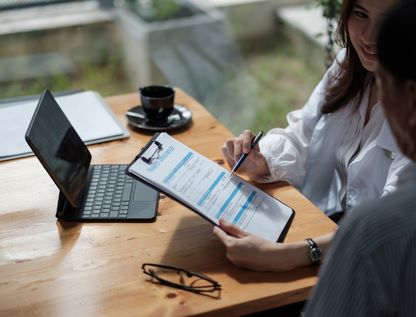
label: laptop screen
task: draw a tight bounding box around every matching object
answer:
[25,90,91,207]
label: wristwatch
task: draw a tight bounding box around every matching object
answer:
[306,238,321,265]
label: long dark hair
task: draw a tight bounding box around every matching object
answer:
[321,0,369,114]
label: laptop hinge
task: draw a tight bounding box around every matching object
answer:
[56,190,82,220]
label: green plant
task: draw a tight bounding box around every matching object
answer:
[316,0,342,19]
[240,32,324,133]
[125,0,189,22]
[315,0,342,66]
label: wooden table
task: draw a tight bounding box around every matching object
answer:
[0,90,336,317]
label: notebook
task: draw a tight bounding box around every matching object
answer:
[25,90,159,222]
[0,90,129,161]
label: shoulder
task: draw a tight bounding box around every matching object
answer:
[338,180,416,254]
[334,48,346,65]
[305,179,416,317]
[326,48,347,81]
[312,48,346,90]
[308,49,347,112]
[300,49,348,119]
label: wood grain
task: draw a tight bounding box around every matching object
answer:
[0,90,337,317]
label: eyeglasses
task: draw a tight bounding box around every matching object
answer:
[141,263,222,294]
[141,141,163,164]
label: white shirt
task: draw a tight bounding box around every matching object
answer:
[257,49,411,215]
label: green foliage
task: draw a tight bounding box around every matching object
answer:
[315,0,342,19]
[0,10,325,134]
[151,0,180,19]
[314,0,343,67]
[125,0,192,22]
[240,32,325,132]
[0,59,133,100]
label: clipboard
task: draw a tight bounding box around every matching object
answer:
[126,132,294,242]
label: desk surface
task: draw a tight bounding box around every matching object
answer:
[0,90,336,317]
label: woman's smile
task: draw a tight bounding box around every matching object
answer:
[359,43,377,62]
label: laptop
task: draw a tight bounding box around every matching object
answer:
[25,90,159,222]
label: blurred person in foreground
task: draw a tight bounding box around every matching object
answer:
[304,1,416,315]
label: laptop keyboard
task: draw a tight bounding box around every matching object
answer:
[82,164,133,219]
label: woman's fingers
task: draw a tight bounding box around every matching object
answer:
[222,149,235,169]
[218,218,249,238]
[233,136,243,160]
[223,139,234,158]
[212,225,230,243]
[241,130,255,153]
[221,130,262,173]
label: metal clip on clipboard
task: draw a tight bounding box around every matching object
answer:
[140,140,163,164]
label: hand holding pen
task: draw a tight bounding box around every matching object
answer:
[230,130,263,174]
[222,130,269,177]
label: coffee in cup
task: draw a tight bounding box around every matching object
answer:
[139,85,175,125]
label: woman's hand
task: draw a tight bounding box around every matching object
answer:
[213,219,336,272]
[222,129,270,178]
[212,219,307,272]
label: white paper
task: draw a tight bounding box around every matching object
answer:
[128,133,293,242]
[0,91,128,160]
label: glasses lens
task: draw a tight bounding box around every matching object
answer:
[146,266,218,292]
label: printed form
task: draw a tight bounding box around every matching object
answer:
[128,133,293,242]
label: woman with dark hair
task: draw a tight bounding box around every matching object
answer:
[304,2,416,314]
[223,0,410,218]
[214,0,412,272]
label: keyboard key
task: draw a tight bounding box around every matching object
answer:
[82,165,131,220]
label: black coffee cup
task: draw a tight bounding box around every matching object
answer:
[139,85,175,124]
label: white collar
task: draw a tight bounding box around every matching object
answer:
[359,83,397,151]
[375,120,401,153]
[398,162,416,186]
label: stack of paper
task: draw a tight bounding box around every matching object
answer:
[0,91,129,161]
